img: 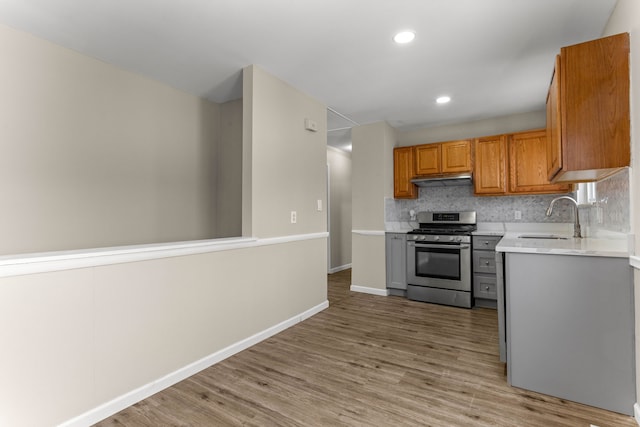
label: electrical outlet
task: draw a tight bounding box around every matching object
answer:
[290,211,297,224]
[514,210,522,220]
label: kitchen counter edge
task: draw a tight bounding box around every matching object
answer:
[495,232,629,258]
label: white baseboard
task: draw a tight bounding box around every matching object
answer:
[634,402,640,425]
[329,263,351,274]
[59,300,329,427]
[350,285,389,296]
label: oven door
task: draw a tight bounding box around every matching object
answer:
[407,241,471,291]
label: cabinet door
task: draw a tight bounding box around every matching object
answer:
[414,144,441,175]
[557,32,630,182]
[385,233,407,290]
[509,130,571,194]
[546,56,562,181]
[441,140,472,173]
[474,274,497,300]
[472,235,502,251]
[473,135,507,195]
[473,250,497,274]
[393,147,417,199]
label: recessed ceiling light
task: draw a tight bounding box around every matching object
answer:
[393,31,415,44]
[436,96,451,104]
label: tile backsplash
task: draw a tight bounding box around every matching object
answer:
[585,168,630,234]
[386,184,574,223]
[386,168,631,235]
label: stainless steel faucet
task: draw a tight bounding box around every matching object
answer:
[546,196,582,238]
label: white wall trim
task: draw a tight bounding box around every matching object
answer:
[350,285,389,296]
[329,263,352,274]
[58,300,329,427]
[0,232,329,278]
[630,255,640,270]
[352,230,385,236]
[634,402,640,426]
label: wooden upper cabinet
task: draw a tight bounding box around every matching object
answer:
[546,55,562,180]
[414,140,471,176]
[509,130,571,194]
[473,135,507,195]
[394,146,418,199]
[414,144,441,175]
[550,32,630,182]
[441,140,472,173]
[474,130,571,196]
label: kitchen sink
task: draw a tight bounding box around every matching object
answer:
[517,234,570,240]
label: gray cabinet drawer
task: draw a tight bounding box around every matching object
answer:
[474,274,497,300]
[472,235,502,251]
[473,251,496,274]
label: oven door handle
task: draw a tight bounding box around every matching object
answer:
[411,243,470,250]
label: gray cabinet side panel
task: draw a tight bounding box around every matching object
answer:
[506,253,635,415]
[385,233,407,290]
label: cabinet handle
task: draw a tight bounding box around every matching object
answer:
[484,241,489,245]
[485,286,490,291]
[485,261,490,265]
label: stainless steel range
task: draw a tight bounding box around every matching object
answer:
[406,211,476,308]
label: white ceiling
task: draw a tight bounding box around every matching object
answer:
[0,0,617,151]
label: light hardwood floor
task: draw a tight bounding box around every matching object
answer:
[96,270,636,426]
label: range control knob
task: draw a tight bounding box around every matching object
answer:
[419,236,427,241]
[455,236,463,242]
[448,236,455,241]
[434,236,440,241]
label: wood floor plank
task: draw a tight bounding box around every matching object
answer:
[95,269,637,427]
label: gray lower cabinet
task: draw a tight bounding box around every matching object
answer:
[385,233,407,296]
[506,252,635,415]
[472,235,502,308]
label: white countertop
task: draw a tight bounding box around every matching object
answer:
[385,221,416,233]
[388,221,632,258]
[391,221,573,235]
[473,222,574,236]
[472,231,505,236]
[496,232,630,258]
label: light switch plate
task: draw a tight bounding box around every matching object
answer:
[304,118,318,132]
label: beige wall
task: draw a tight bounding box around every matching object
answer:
[327,147,352,271]
[0,238,327,426]
[397,110,546,146]
[0,29,328,425]
[216,98,243,237]
[602,0,640,409]
[351,121,395,290]
[243,66,327,238]
[352,122,395,231]
[352,235,386,290]
[0,23,223,255]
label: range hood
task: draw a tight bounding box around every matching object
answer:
[410,173,473,187]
